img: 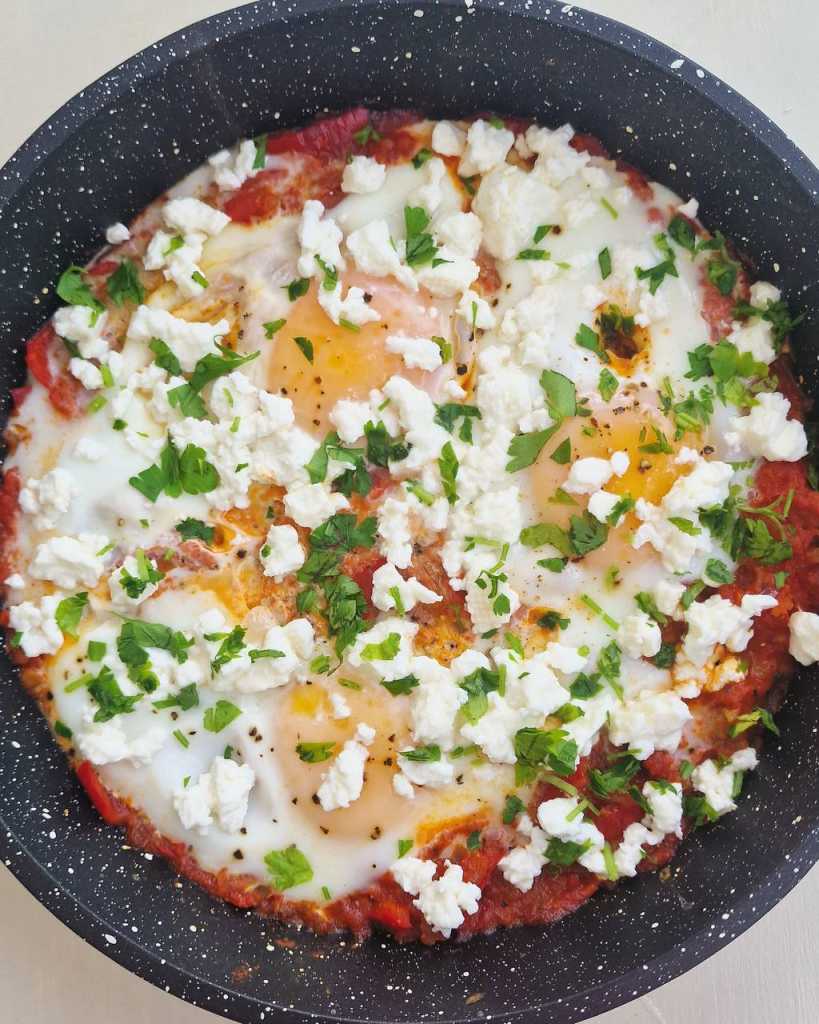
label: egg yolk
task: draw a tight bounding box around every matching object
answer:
[265,275,451,434]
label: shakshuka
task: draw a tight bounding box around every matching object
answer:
[2,109,816,943]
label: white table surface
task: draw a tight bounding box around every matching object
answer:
[1,2,817,1022]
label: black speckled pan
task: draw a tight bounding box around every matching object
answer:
[1,1,818,1021]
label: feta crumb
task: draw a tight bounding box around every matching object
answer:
[385,334,443,372]
[619,611,662,659]
[105,222,131,245]
[431,120,466,157]
[108,554,161,611]
[330,692,351,719]
[53,305,109,361]
[608,690,692,760]
[563,452,627,495]
[29,534,108,590]
[458,119,514,177]
[208,139,259,191]
[19,468,76,531]
[126,305,229,372]
[163,196,230,238]
[371,562,441,613]
[691,748,758,816]
[283,483,348,529]
[643,780,683,837]
[316,723,375,811]
[68,357,103,390]
[347,220,417,290]
[392,857,480,937]
[174,757,255,833]
[682,593,777,667]
[726,391,808,462]
[587,490,620,524]
[789,610,819,666]
[260,524,305,581]
[297,199,345,279]
[8,595,64,657]
[342,155,386,194]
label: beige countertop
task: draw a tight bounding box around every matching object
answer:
[1,2,817,1023]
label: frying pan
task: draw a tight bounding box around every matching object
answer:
[1,1,818,1021]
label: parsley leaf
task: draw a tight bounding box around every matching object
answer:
[438,441,459,504]
[106,259,144,306]
[203,699,242,733]
[264,845,313,890]
[56,265,105,321]
[404,205,438,268]
[55,592,88,639]
[296,741,336,763]
[434,403,482,442]
[176,518,215,543]
[505,424,560,472]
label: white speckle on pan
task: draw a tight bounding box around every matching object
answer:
[670,58,684,69]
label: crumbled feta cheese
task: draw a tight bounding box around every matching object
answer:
[392,772,416,799]
[498,815,548,892]
[691,747,758,816]
[643,780,684,837]
[29,534,108,590]
[726,391,808,462]
[458,119,514,177]
[68,357,103,390]
[653,578,685,617]
[789,610,819,666]
[457,289,495,330]
[608,690,692,760]
[5,574,25,590]
[371,562,441,613]
[342,155,386,194]
[409,157,446,214]
[613,822,663,878]
[472,163,559,261]
[682,593,777,667]
[208,139,259,191]
[392,857,481,937]
[77,719,166,767]
[174,757,255,833]
[415,246,479,298]
[396,753,454,789]
[385,334,443,372]
[619,611,662,659]
[431,120,466,157]
[316,723,375,811]
[163,196,230,238]
[108,554,161,611]
[409,656,466,749]
[297,200,345,279]
[19,468,76,531]
[329,398,371,443]
[563,452,628,495]
[52,305,109,361]
[283,483,349,529]
[382,375,449,472]
[676,197,699,219]
[587,490,621,524]
[126,305,229,372]
[260,524,305,581]
[8,595,64,657]
[105,222,131,245]
[377,495,414,569]
[200,610,313,693]
[346,220,417,290]
[727,318,776,366]
[436,212,482,261]
[347,618,417,682]
[460,691,522,763]
[317,281,381,328]
[537,796,605,874]
[330,692,351,719]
